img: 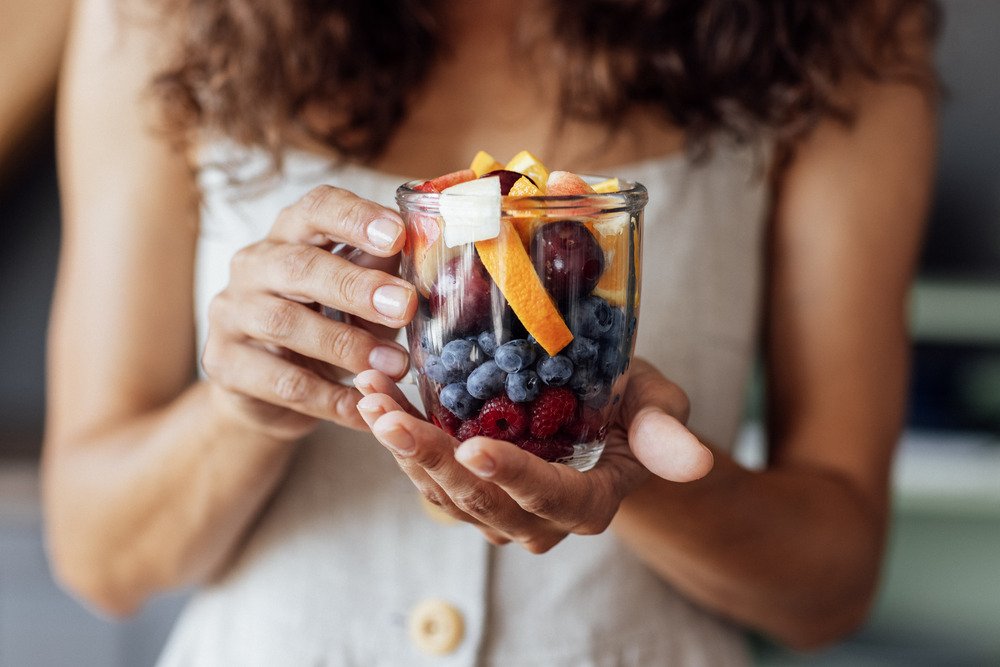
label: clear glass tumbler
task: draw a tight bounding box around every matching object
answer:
[396,177,647,471]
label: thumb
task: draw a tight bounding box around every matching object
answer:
[619,359,713,482]
[628,408,713,482]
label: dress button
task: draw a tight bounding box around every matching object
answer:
[408,598,465,656]
[420,494,460,525]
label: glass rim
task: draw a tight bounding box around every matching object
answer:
[395,175,648,212]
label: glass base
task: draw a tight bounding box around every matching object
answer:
[558,439,606,472]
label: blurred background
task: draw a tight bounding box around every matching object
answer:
[1,0,998,665]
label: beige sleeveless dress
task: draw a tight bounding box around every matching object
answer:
[157,139,772,666]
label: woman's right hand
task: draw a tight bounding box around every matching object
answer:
[202,185,417,440]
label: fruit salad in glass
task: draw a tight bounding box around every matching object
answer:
[396,150,646,471]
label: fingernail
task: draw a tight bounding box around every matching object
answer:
[378,425,414,455]
[356,395,382,420]
[456,444,495,477]
[367,217,403,251]
[373,284,412,319]
[369,346,408,378]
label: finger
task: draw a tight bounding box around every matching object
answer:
[370,411,553,546]
[270,185,405,257]
[236,242,417,327]
[353,369,424,419]
[619,357,691,424]
[628,408,714,482]
[230,294,409,380]
[202,339,365,429]
[356,394,480,525]
[454,438,615,534]
[615,358,713,481]
[349,252,407,340]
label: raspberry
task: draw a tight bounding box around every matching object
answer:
[529,387,577,438]
[477,396,528,441]
[518,436,574,462]
[456,418,482,441]
[432,407,462,437]
[562,405,606,441]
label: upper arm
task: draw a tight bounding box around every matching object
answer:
[47,0,198,444]
[765,73,937,512]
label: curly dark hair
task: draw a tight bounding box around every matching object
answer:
[150,0,938,165]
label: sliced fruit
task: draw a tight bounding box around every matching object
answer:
[592,177,620,193]
[470,150,504,177]
[505,150,549,194]
[406,212,446,295]
[483,169,533,195]
[418,168,476,192]
[508,176,541,197]
[592,218,637,306]
[506,176,544,246]
[546,170,595,195]
[439,176,501,247]
[476,220,573,356]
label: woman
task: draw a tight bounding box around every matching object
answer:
[44,0,937,664]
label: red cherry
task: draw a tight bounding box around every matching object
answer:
[530,220,605,302]
[429,253,494,335]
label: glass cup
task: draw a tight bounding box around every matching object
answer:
[396,177,647,471]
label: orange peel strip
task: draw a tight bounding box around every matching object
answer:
[475,220,573,356]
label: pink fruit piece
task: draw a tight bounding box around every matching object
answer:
[545,171,595,196]
[429,253,494,335]
[528,387,577,439]
[478,395,529,441]
[518,436,574,462]
[431,168,477,192]
[482,169,537,195]
[530,220,605,302]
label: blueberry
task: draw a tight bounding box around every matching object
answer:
[536,354,574,386]
[466,360,507,400]
[441,339,480,378]
[565,337,598,365]
[571,296,615,339]
[597,343,626,380]
[569,366,604,402]
[440,383,482,420]
[584,383,612,408]
[494,339,536,373]
[601,307,626,341]
[425,355,461,385]
[477,330,505,357]
[506,370,541,403]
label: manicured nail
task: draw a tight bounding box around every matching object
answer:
[373,284,412,319]
[356,395,382,420]
[378,425,415,455]
[456,445,495,477]
[367,217,403,251]
[369,346,408,378]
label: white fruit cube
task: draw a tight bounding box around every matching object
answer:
[440,176,501,247]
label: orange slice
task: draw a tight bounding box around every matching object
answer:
[507,176,540,197]
[505,151,549,194]
[592,219,637,306]
[470,150,504,177]
[506,176,544,246]
[475,220,573,356]
[592,177,620,193]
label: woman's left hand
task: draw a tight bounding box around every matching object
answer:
[354,358,713,553]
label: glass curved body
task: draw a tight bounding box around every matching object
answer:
[396,179,647,471]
